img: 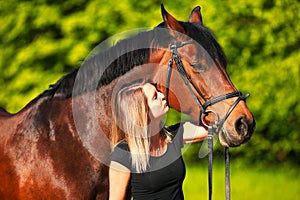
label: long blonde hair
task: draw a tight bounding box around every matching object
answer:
[111,81,151,173]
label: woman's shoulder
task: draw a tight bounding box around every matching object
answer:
[164,123,183,138]
[164,123,184,149]
[114,139,130,151]
[111,140,132,171]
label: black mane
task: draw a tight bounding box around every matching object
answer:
[39,29,158,98]
[38,22,227,99]
[183,22,227,68]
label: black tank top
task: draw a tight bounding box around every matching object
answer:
[111,124,185,200]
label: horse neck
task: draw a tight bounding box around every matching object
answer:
[93,80,120,138]
[0,107,12,117]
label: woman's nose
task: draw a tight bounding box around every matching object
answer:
[158,92,165,100]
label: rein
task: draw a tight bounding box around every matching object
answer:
[165,41,250,200]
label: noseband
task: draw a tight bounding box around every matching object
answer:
[165,41,249,200]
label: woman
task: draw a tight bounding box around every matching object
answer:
[109,81,208,200]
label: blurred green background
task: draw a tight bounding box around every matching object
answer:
[1,0,299,199]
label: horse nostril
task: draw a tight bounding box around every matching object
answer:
[235,116,248,136]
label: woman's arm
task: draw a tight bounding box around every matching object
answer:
[109,161,131,200]
[182,122,208,144]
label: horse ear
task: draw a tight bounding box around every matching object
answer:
[189,6,203,24]
[161,4,186,34]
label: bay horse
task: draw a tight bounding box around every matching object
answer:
[0,5,255,199]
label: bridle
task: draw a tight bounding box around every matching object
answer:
[165,41,250,200]
[165,41,249,200]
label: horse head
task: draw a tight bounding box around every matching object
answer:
[150,5,255,147]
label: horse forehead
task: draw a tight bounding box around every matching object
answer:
[177,43,199,61]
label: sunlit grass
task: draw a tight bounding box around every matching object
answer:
[183,160,300,200]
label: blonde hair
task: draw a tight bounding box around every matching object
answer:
[111,81,151,173]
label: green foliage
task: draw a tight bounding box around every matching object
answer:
[202,0,300,167]
[0,0,299,166]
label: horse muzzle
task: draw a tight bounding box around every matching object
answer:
[219,114,256,147]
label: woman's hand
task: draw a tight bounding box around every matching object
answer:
[182,122,208,144]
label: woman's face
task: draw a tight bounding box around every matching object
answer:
[142,83,169,120]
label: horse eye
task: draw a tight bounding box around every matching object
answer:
[191,63,207,72]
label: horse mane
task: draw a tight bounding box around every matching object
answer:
[36,21,226,100]
[36,29,167,99]
[181,22,227,69]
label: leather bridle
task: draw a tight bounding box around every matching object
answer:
[165,41,250,200]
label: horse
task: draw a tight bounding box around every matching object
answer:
[0,5,255,199]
